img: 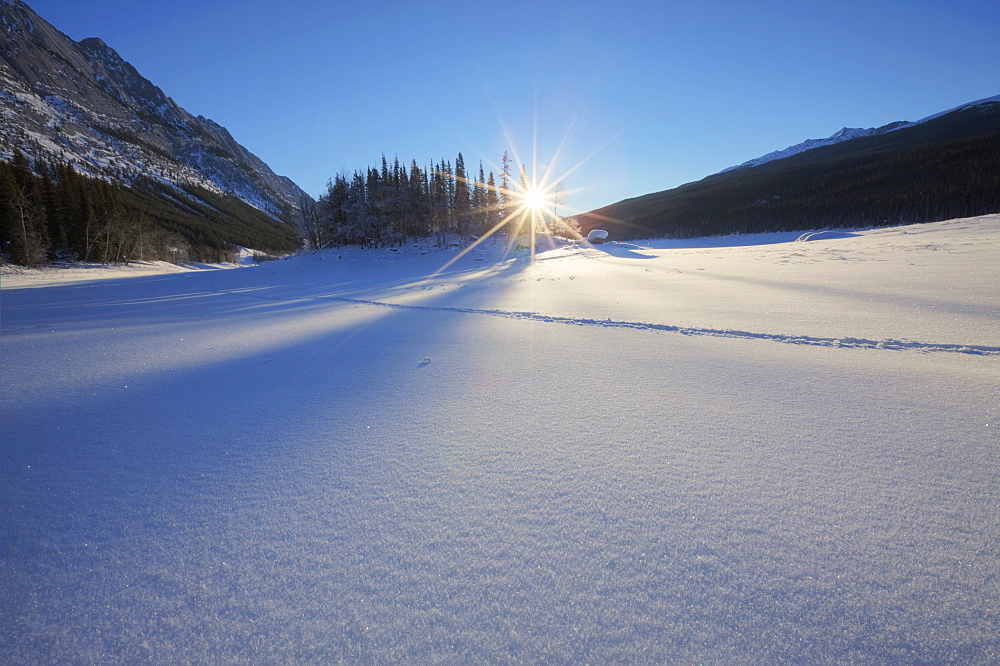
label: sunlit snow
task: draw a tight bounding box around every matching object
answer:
[1,215,997,663]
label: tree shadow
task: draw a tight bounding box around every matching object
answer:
[592,242,656,259]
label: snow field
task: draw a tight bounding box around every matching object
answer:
[1,216,998,663]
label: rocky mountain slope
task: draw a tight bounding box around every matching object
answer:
[0,0,311,227]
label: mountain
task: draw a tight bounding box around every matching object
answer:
[722,96,1000,173]
[577,96,1000,240]
[720,121,912,173]
[0,0,310,249]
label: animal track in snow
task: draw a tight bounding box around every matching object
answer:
[320,296,1000,356]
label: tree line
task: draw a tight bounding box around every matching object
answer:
[309,151,533,249]
[0,150,302,267]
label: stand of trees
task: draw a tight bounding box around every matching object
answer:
[0,151,302,267]
[310,152,522,249]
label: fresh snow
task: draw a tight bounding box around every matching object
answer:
[1,216,998,663]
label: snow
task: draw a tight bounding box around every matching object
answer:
[722,126,893,172]
[0,259,244,288]
[1,216,998,663]
[796,230,861,241]
[587,228,609,243]
[910,93,1000,126]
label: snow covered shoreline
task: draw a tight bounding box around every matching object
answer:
[2,215,998,663]
[0,258,243,288]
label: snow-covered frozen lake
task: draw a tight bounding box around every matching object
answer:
[2,215,998,663]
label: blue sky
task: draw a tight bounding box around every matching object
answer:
[25,0,1000,214]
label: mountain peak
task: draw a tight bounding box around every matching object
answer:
[78,36,130,71]
[0,0,312,227]
[79,36,109,49]
[720,124,898,173]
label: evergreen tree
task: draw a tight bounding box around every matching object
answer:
[486,171,499,232]
[0,162,22,262]
[39,168,66,256]
[328,173,351,246]
[430,160,449,244]
[443,159,455,234]
[408,160,427,241]
[471,162,487,235]
[453,152,471,236]
[367,167,384,245]
[499,150,514,232]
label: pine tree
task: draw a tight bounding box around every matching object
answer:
[0,162,21,262]
[453,152,471,237]
[430,160,449,245]
[499,150,514,233]
[35,165,62,257]
[486,171,499,233]
[471,162,487,235]
[443,159,455,234]
[367,166,385,245]
[408,160,426,241]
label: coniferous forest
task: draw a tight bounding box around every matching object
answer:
[1,148,539,267]
[309,151,532,249]
[0,151,303,267]
[578,105,1000,240]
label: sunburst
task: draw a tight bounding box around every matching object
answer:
[429,121,618,275]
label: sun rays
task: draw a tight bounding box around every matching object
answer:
[427,172,573,275]
[428,129,614,276]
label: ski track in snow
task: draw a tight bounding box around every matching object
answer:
[225,290,1000,356]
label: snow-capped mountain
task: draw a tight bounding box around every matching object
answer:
[0,0,312,224]
[723,95,1000,172]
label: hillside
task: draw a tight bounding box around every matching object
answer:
[578,97,1000,239]
[0,0,308,262]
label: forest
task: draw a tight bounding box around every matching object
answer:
[1,148,555,267]
[0,151,303,267]
[308,151,555,249]
[577,105,1000,240]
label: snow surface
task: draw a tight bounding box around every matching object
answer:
[1,216,998,663]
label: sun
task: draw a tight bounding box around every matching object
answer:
[426,109,620,275]
[520,187,550,212]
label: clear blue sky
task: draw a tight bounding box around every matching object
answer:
[25,0,1000,214]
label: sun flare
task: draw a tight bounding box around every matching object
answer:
[427,108,622,276]
[520,187,550,212]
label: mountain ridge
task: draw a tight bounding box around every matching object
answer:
[577,96,1000,240]
[0,0,311,226]
[721,95,1000,173]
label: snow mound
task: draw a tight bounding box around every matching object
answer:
[796,230,861,241]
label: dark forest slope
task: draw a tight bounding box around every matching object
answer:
[577,99,1000,240]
